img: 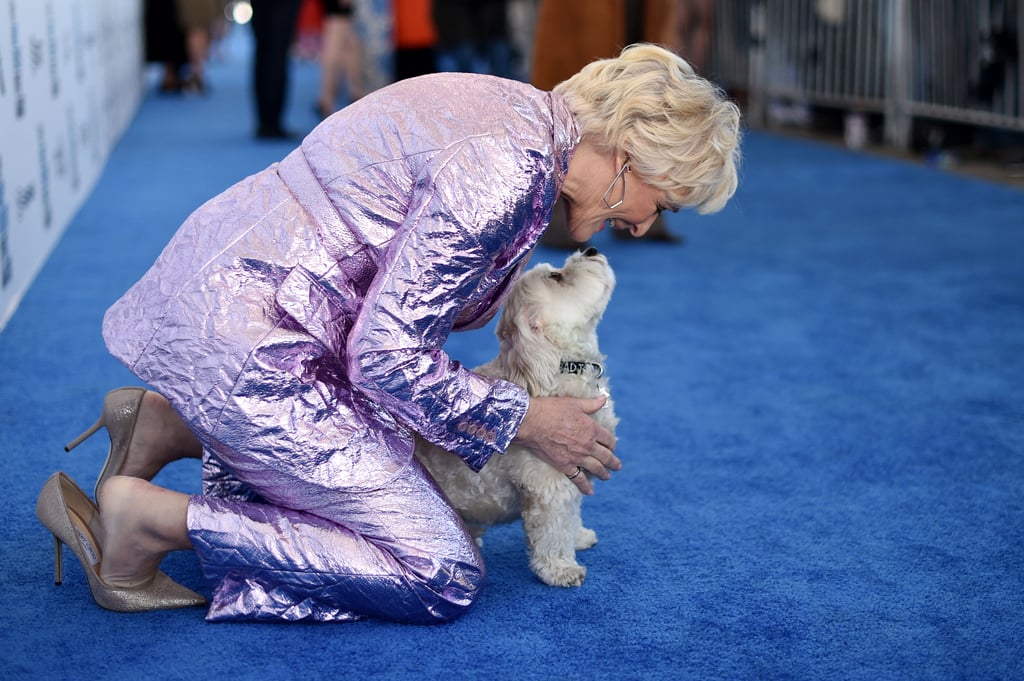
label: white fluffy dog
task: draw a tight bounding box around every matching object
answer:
[416,248,618,587]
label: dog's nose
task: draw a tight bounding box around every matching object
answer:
[581,247,599,257]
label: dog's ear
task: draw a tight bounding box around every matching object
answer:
[496,291,561,396]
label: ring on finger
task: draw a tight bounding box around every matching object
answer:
[566,466,583,480]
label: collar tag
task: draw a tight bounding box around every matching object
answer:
[559,360,604,378]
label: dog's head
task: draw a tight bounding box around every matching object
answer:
[495,247,615,395]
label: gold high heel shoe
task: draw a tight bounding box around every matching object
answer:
[64,387,146,499]
[35,471,207,612]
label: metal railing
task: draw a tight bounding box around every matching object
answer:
[707,0,1023,148]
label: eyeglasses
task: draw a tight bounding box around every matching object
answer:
[601,160,630,209]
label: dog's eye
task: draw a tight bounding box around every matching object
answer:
[548,272,563,282]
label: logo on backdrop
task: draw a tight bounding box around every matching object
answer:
[8,0,26,118]
[15,178,35,222]
[71,1,85,83]
[0,23,6,98]
[45,1,59,98]
[29,35,44,77]
[37,125,52,230]
[66,105,80,191]
[0,155,12,288]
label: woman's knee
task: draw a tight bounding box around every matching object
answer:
[405,551,487,623]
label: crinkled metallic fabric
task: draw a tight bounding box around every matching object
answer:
[187,457,485,623]
[102,73,580,622]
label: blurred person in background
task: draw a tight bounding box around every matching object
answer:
[317,0,366,118]
[145,0,189,93]
[251,0,303,139]
[177,0,227,93]
[673,0,713,75]
[393,0,438,81]
[432,0,514,79]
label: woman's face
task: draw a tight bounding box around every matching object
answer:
[562,159,669,243]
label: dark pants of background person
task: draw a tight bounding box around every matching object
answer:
[394,48,437,81]
[250,0,302,138]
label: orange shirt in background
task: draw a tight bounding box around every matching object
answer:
[393,0,438,49]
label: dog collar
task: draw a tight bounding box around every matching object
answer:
[559,360,604,378]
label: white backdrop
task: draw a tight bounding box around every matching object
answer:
[0,0,143,329]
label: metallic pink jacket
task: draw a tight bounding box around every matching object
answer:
[103,73,579,485]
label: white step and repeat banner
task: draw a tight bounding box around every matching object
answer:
[0,0,143,329]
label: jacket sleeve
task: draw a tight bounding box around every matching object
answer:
[345,135,543,471]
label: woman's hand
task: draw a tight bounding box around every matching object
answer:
[512,396,621,495]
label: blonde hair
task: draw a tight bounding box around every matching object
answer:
[554,43,741,214]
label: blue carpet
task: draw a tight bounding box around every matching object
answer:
[2,31,1023,681]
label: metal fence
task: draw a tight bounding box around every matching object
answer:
[707,0,1023,148]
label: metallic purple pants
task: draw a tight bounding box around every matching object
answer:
[189,449,485,623]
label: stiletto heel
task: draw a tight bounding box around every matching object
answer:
[64,418,104,452]
[64,387,146,498]
[35,471,207,612]
[53,535,63,585]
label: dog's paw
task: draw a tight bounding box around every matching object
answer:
[575,527,598,550]
[533,558,587,587]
